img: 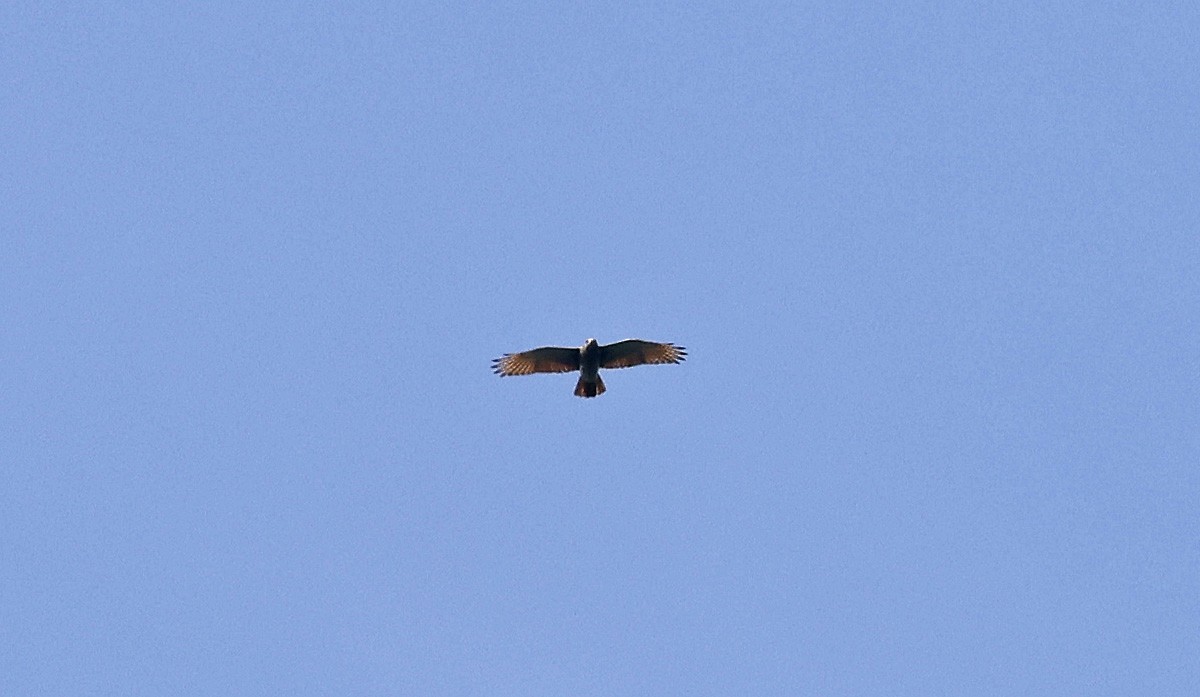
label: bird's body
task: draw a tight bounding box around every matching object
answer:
[492,337,686,398]
[577,338,603,397]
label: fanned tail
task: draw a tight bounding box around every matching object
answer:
[574,375,606,398]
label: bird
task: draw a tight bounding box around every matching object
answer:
[492,338,686,398]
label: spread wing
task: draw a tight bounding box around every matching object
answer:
[599,340,687,369]
[492,346,580,376]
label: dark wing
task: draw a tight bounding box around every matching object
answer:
[598,340,687,369]
[492,346,581,376]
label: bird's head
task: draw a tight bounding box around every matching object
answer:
[584,338,598,349]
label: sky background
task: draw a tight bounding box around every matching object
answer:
[3,1,1198,694]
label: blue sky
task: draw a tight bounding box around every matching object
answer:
[3,2,1197,694]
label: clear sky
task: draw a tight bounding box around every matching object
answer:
[3,2,1197,695]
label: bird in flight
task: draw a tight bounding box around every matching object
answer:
[492,338,686,397]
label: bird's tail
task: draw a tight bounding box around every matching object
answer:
[574,375,606,398]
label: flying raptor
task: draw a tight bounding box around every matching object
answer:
[492,338,686,397]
